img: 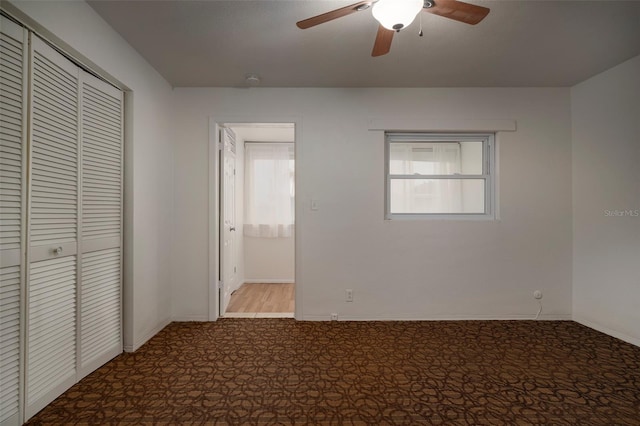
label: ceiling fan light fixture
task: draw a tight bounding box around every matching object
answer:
[372,0,424,31]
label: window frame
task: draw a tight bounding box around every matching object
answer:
[385,132,495,220]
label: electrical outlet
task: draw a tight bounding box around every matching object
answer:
[533,290,543,300]
[345,289,353,302]
[330,313,338,321]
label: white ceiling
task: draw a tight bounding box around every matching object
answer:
[88,0,640,88]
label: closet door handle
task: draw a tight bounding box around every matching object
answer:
[53,246,63,255]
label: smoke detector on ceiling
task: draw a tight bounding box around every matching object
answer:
[245,74,261,86]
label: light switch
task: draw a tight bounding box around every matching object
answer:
[311,199,319,211]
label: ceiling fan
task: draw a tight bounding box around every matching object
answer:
[296,0,490,57]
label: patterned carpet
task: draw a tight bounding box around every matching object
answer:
[28,319,640,425]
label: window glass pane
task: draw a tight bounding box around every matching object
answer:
[459,141,484,174]
[244,143,295,237]
[390,179,485,214]
[389,141,483,175]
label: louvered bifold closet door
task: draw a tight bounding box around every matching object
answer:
[0,16,27,426]
[25,35,80,419]
[78,71,123,379]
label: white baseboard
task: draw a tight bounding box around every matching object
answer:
[123,317,172,352]
[243,279,295,284]
[573,315,640,348]
[301,313,572,321]
[224,312,295,319]
[172,315,209,322]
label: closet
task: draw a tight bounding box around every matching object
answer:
[0,16,123,425]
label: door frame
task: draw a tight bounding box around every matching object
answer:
[208,116,302,321]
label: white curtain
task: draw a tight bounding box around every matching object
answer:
[244,143,294,237]
[431,144,462,213]
[390,143,462,213]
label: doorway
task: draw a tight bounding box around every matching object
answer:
[217,123,296,319]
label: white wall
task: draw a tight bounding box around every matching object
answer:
[244,235,295,283]
[7,1,175,350]
[172,87,573,321]
[571,55,640,346]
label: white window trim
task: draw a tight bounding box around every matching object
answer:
[385,133,496,220]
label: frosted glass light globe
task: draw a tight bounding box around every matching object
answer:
[372,0,424,31]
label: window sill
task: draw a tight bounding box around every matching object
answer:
[385,213,496,221]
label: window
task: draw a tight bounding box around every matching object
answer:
[385,133,495,219]
[244,143,295,237]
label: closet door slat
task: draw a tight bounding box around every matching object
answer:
[29,37,78,247]
[81,73,123,241]
[1,18,26,253]
[0,265,21,425]
[25,35,79,420]
[80,248,121,370]
[26,256,76,411]
[78,71,123,379]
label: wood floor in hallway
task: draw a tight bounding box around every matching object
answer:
[226,283,294,314]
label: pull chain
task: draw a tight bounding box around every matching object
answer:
[419,12,423,37]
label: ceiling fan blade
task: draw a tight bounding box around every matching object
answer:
[425,0,490,25]
[296,1,373,29]
[372,25,394,57]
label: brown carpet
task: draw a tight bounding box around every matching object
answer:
[28,319,640,425]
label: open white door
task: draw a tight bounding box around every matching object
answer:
[219,127,238,315]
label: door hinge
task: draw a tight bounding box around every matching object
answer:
[218,280,223,289]
[234,266,236,273]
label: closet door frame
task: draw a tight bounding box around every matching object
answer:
[1,11,126,423]
[0,15,29,426]
[18,24,28,426]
